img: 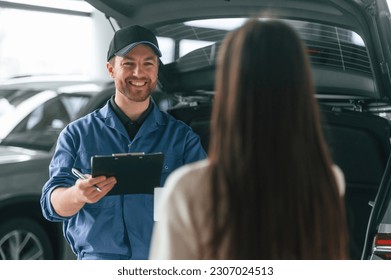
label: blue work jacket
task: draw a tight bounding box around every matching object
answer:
[40,99,206,260]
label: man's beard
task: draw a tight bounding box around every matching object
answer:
[118,84,153,103]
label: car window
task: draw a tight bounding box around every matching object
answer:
[156,37,175,64]
[1,95,90,151]
[0,7,93,80]
[155,18,371,97]
[62,95,90,120]
[179,39,214,57]
[160,17,367,69]
[0,89,41,117]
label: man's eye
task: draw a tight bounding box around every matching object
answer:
[122,61,134,65]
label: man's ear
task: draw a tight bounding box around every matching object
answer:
[106,61,114,78]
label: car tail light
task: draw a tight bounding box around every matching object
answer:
[373,233,391,260]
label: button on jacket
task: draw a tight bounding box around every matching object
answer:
[40,99,207,260]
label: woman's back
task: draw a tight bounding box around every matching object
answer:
[150,18,349,260]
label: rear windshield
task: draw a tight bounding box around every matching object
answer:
[155,18,370,76]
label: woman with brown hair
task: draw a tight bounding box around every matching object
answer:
[149,19,348,259]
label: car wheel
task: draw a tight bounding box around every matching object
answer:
[0,218,53,260]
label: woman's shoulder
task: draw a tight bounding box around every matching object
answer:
[167,159,209,187]
[163,159,210,198]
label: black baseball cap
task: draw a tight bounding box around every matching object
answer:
[107,25,162,61]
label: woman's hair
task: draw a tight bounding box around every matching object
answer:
[207,19,348,259]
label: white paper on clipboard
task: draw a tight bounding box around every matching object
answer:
[154,187,163,221]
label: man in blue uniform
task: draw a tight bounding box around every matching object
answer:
[40,25,207,260]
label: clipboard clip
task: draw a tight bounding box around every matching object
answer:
[112,152,145,156]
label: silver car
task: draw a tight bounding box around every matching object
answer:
[0,76,112,259]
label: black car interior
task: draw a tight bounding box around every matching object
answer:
[321,107,391,259]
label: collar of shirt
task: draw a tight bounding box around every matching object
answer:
[109,95,153,139]
[109,95,152,125]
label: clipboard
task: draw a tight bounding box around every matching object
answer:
[91,152,164,196]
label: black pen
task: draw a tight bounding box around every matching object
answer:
[71,168,102,192]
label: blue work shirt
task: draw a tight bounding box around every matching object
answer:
[40,99,206,260]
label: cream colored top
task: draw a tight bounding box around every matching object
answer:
[149,159,345,259]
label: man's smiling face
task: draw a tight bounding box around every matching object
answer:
[108,44,159,103]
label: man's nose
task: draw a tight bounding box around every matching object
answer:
[132,64,144,76]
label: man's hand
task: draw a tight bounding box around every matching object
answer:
[73,175,117,204]
[50,175,117,217]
